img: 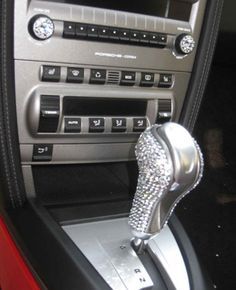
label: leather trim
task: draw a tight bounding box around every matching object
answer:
[180,0,224,132]
[8,199,112,290]
[0,0,26,208]
[169,215,214,290]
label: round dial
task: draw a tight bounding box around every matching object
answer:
[31,16,54,40]
[175,34,195,55]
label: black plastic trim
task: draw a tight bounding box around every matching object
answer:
[0,0,26,208]
[180,0,224,132]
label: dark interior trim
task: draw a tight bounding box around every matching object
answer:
[0,0,26,208]
[8,199,111,290]
[180,0,224,132]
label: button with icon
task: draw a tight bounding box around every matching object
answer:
[67,67,84,83]
[133,118,147,132]
[140,72,154,87]
[120,71,136,86]
[41,65,61,82]
[90,69,106,84]
[112,118,127,132]
[32,144,53,161]
[158,74,173,88]
[89,118,105,132]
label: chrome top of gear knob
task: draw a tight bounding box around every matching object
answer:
[128,123,203,240]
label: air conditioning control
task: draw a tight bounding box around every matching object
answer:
[30,15,54,40]
[175,34,195,55]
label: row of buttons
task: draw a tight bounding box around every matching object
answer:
[41,65,173,88]
[64,117,147,133]
[63,22,167,48]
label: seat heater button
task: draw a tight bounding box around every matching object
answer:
[112,118,127,132]
[41,65,61,82]
[133,118,147,132]
[158,74,173,88]
[89,118,105,132]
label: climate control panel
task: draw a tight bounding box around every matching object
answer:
[40,65,174,88]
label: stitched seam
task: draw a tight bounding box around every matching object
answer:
[192,1,223,127]
[187,0,221,130]
[190,0,224,131]
[2,0,23,207]
[0,0,16,207]
[187,0,220,128]
[191,1,223,128]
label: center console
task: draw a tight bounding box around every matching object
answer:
[0,0,223,289]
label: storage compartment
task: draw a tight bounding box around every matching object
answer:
[33,162,138,205]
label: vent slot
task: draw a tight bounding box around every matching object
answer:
[107,71,121,85]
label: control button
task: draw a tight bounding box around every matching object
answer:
[157,34,167,47]
[87,25,98,38]
[110,28,120,40]
[130,31,140,43]
[133,118,147,132]
[64,118,81,133]
[67,67,84,83]
[140,72,154,87]
[149,33,159,45]
[90,69,106,84]
[98,27,110,39]
[112,118,127,132]
[158,74,173,88]
[76,23,87,38]
[140,32,150,44]
[38,95,60,133]
[119,30,130,41]
[41,65,61,82]
[31,15,54,40]
[120,71,136,86]
[63,22,76,38]
[89,118,105,132]
[33,144,53,161]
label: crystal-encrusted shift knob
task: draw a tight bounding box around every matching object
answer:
[129,122,203,240]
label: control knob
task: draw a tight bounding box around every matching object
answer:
[30,15,54,40]
[175,34,195,55]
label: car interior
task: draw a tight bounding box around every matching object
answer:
[0,0,235,289]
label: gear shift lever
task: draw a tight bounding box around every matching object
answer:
[129,122,203,251]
